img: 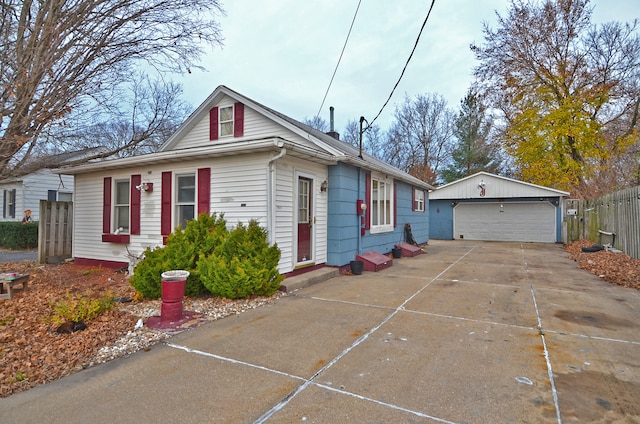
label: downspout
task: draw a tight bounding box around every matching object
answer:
[267,144,286,245]
[357,116,365,255]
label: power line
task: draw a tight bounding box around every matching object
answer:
[316,0,362,119]
[365,0,436,131]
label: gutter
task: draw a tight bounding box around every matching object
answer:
[267,144,287,245]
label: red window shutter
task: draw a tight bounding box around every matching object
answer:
[423,190,427,213]
[197,167,211,215]
[365,173,371,230]
[130,174,141,235]
[412,187,416,211]
[209,106,219,140]
[394,182,397,228]
[161,172,172,236]
[103,177,112,234]
[234,102,244,137]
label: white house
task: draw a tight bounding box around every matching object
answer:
[58,85,433,273]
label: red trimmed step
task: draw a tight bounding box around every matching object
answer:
[356,251,393,272]
[395,243,423,257]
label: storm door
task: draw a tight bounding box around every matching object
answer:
[297,177,313,263]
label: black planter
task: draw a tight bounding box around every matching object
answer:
[392,247,402,258]
[350,260,364,275]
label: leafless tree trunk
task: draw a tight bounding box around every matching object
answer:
[0,0,223,179]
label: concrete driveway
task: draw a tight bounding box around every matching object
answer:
[2,241,639,423]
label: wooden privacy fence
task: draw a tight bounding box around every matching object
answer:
[565,185,640,259]
[38,200,73,264]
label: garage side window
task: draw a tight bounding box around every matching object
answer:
[176,174,195,229]
[371,174,393,233]
[114,180,130,233]
[3,189,16,218]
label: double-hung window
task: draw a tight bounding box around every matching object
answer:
[219,106,234,137]
[414,189,425,212]
[3,189,16,218]
[114,180,130,233]
[176,174,195,229]
[370,174,393,233]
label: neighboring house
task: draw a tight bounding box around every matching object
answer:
[0,148,107,222]
[57,85,434,273]
[1,170,74,222]
[429,172,569,243]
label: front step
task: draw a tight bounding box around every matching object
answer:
[395,242,423,257]
[356,251,393,272]
[280,267,339,293]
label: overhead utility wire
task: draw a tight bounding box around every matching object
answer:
[316,0,362,118]
[365,0,436,131]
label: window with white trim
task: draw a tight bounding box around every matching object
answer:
[219,106,234,137]
[176,174,195,229]
[414,189,425,212]
[371,174,393,233]
[114,180,130,232]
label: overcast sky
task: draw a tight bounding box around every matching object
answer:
[179,0,639,134]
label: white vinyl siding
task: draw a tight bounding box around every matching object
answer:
[175,95,321,152]
[71,153,328,273]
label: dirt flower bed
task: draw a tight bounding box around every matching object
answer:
[0,261,283,398]
[565,239,640,290]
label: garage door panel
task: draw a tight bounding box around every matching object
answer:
[454,202,555,243]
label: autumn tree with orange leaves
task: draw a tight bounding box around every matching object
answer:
[472,0,640,197]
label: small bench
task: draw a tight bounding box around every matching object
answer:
[1,274,29,300]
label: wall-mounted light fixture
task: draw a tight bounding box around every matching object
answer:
[136,182,153,192]
[320,180,328,192]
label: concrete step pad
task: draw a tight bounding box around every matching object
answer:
[280,267,340,293]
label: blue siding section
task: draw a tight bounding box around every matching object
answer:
[327,162,429,266]
[429,197,565,242]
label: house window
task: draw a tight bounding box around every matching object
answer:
[414,189,425,212]
[219,106,234,137]
[58,192,73,202]
[3,189,16,218]
[176,174,195,229]
[371,175,393,233]
[114,180,130,232]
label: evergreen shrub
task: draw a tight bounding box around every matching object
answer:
[198,220,283,299]
[129,213,228,298]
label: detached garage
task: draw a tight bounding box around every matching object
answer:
[429,172,569,243]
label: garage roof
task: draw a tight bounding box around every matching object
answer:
[429,172,569,199]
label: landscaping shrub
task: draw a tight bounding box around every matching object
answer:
[129,213,228,298]
[198,220,283,299]
[0,222,38,249]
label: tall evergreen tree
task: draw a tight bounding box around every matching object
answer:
[440,91,500,183]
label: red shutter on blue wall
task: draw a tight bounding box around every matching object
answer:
[130,174,141,235]
[209,107,219,140]
[411,187,416,211]
[234,102,244,137]
[161,172,172,236]
[365,173,371,230]
[103,177,112,233]
[423,190,427,213]
[197,167,211,215]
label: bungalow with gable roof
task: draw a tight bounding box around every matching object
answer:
[57,86,434,274]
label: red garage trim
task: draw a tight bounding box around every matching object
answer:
[74,257,128,269]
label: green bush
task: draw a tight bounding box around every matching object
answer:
[129,213,228,298]
[198,220,283,299]
[0,222,38,249]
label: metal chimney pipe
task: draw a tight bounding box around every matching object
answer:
[330,106,335,132]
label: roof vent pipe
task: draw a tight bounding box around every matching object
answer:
[330,106,335,132]
[326,106,340,140]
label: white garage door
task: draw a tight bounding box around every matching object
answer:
[454,202,556,243]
